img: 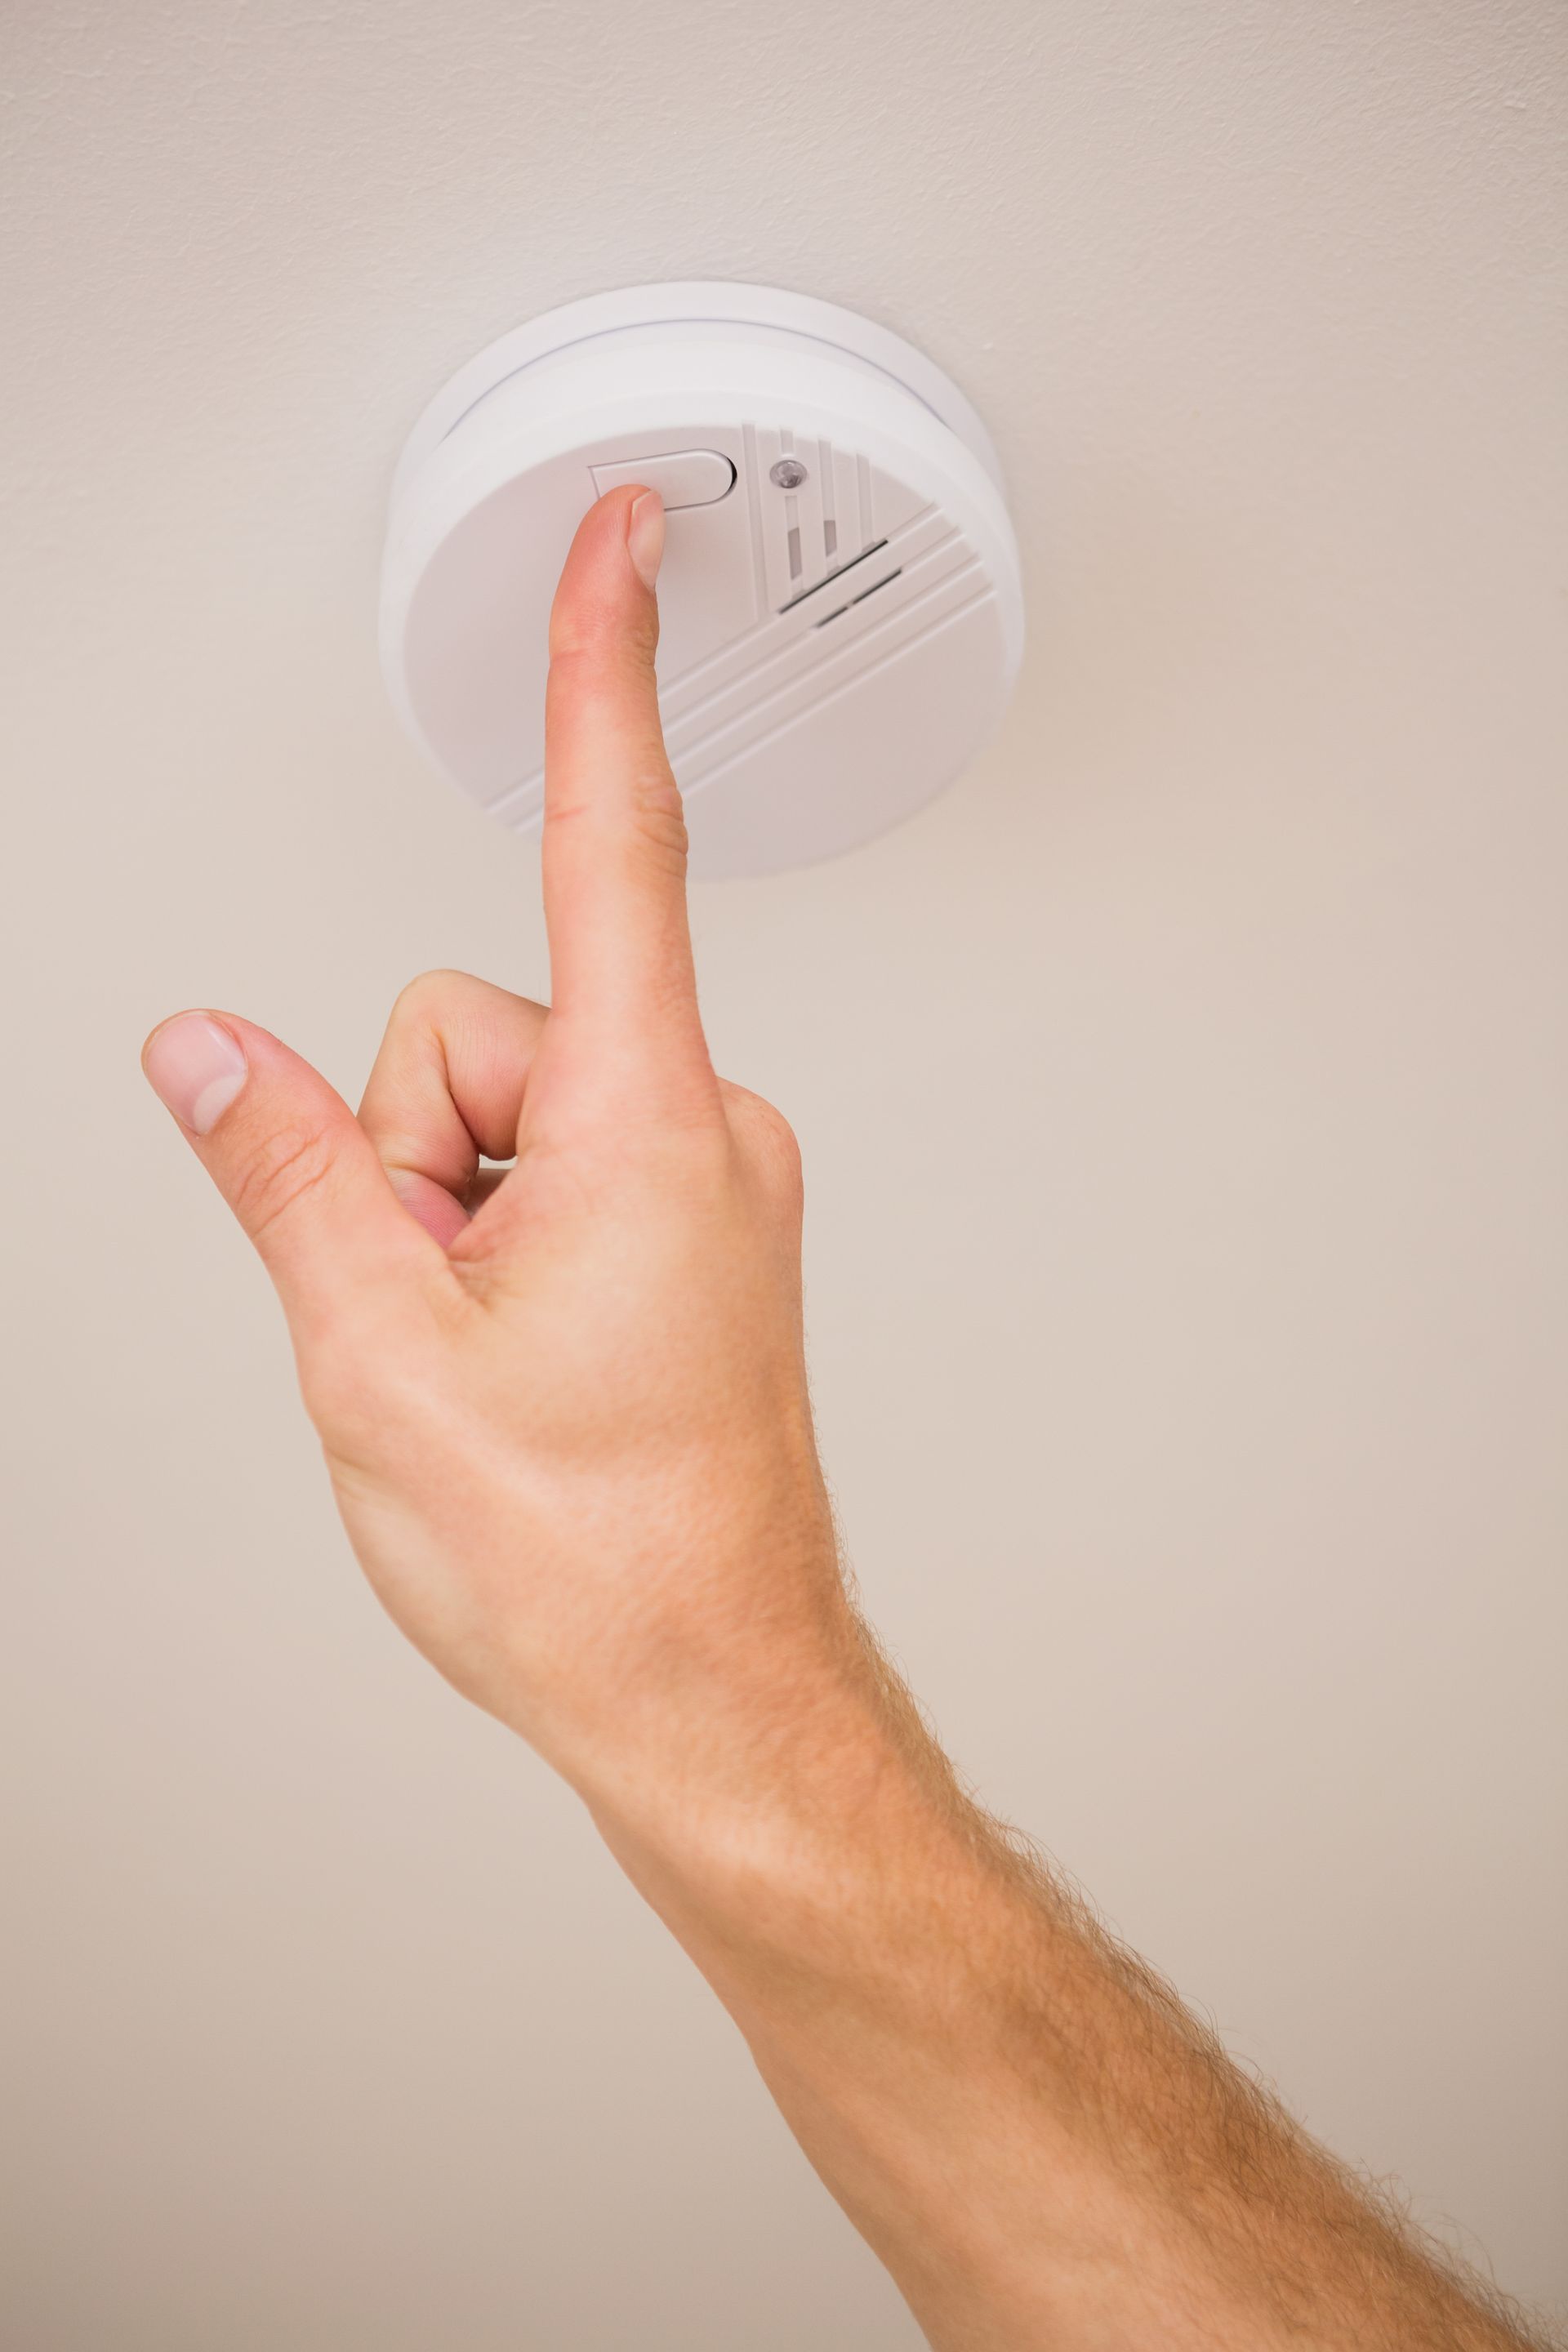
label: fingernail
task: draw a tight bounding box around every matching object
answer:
[627,490,665,590]
[143,1013,248,1134]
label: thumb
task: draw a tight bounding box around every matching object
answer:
[142,1010,442,1343]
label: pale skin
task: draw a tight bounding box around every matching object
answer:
[144,487,1552,2352]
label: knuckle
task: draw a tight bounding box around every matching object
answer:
[294,1341,374,1444]
[543,766,688,881]
[724,1087,804,1207]
[295,1308,448,1460]
[390,968,473,1031]
[764,1122,805,1211]
[229,1119,338,1244]
[298,1348,393,1455]
[628,769,688,878]
[550,609,659,672]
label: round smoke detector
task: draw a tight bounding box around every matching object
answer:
[381,282,1024,878]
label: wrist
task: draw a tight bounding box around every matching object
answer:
[575,1610,1022,2002]
[561,1579,891,1864]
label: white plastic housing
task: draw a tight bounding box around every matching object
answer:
[381,283,1024,878]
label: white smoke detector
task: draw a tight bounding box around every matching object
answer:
[380,282,1024,878]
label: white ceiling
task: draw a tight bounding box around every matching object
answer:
[4,4,1566,2344]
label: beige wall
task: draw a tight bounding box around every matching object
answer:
[2,2,1565,2342]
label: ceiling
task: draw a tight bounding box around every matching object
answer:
[3,2,1565,2343]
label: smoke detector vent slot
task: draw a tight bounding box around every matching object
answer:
[779,537,890,615]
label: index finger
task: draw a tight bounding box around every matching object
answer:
[541,488,708,1076]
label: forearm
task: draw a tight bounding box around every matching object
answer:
[578,1594,1543,2352]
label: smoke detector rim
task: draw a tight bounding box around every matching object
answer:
[389,278,1008,505]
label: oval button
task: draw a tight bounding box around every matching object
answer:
[589,449,737,509]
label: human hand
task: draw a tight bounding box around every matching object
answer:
[143,487,1544,2352]
[142,488,854,1813]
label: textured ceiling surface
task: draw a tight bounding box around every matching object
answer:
[3,4,1566,2345]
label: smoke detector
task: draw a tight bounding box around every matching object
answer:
[380,282,1024,878]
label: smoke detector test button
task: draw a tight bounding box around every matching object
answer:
[589,449,737,507]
